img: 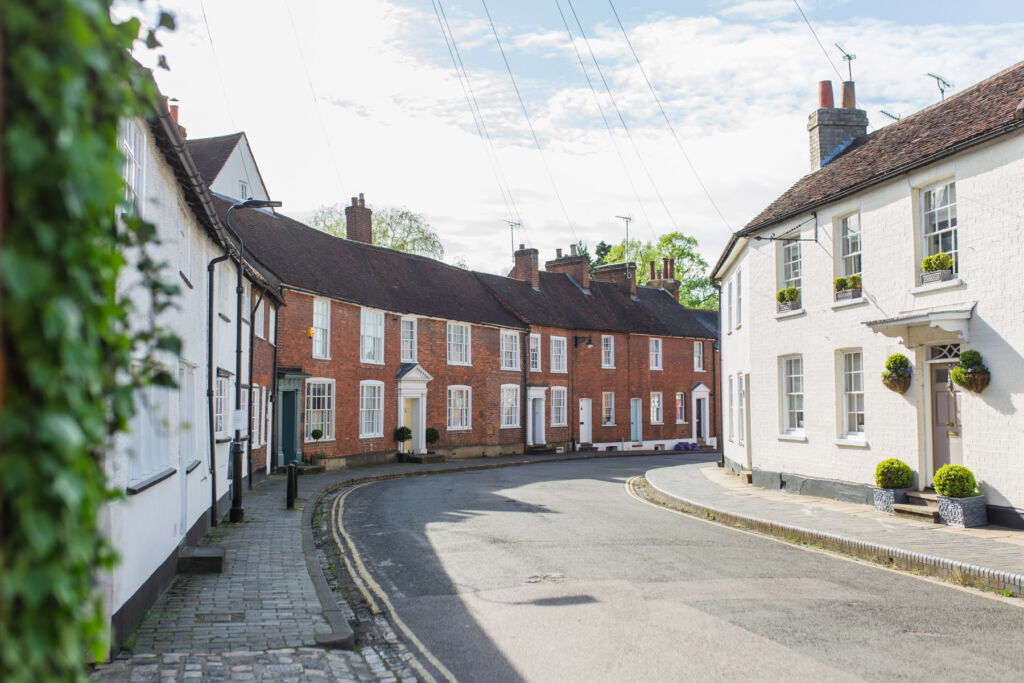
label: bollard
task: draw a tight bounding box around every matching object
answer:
[286,463,296,510]
[229,441,245,522]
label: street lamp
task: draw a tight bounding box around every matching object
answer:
[224,198,281,523]
[574,335,594,349]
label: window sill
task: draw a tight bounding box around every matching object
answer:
[500,424,520,430]
[448,361,472,367]
[306,437,336,444]
[401,357,417,364]
[127,466,176,495]
[357,434,382,440]
[651,367,663,372]
[830,296,867,310]
[777,433,807,443]
[734,323,742,331]
[676,420,688,425]
[501,366,521,372]
[218,313,231,323]
[312,355,331,361]
[833,437,869,448]
[602,365,615,370]
[774,308,805,320]
[694,368,705,373]
[602,423,616,427]
[551,423,568,428]
[186,459,202,474]
[551,369,568,374]
[911,277,963,296]
[447,426,472,432]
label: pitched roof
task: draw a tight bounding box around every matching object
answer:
[185,133,243,186]
[712,60,1024,279]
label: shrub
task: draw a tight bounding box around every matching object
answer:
[875,459,914,489]
[833,277,849,292]
[310,428,323,441]
[951,349,989,387]
[776,289,788,303]
[425,427,440,445]
[394,426,412,443]
[783,286,800,303]
[848,274,862,290]
[933,464,979,498]
[883,353,912,378]
[922,252,953,272]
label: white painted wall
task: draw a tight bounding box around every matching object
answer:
[208,136,269,203]
[718,129,1024,511]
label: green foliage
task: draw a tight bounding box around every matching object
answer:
[593,240,612,264]
[776,289,788,303]
[883,353,912,378]
[833,276,849,292]
[922,252,953,272]
[311,204,446,261]
[425,427,440,445]
[2,1,177,678]
[933,465,979,498]
[875,459,914,489]
[599,232,717,310]
[310,428,324,441]
[848,274,862,290]
[777,286,800,303]
[394,426,412,443]
[951,349,989,387]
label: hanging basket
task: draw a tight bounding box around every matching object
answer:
[957,371,990,393]
[882,374,911,394]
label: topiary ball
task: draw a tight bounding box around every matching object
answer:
[933,464,979,498]
[874,458,914,489]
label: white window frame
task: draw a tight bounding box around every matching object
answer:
[650,392,663,425]
[550,336,567,374]
[737,373,745,445]
[694,341,704,372]
[447,385,472,431]
[781,238,802,292]
[550,386,567,427]
[781,356,804,434]
[312,297,330,359]
[239,180,249,200]
[649,338,662,370]
[251,383,261,446]
[241,282,250,322]
[839,212,862,277]
[267,305,276,345]
[178,364,198,466]
[129,384,172,484]
[263,386,271,449]
[500,384,520,428]
[253,298,265,339]
[447,322,472,366]
[601,335,615,369]
[401,317,417,363]
[842,350,865,438]
[500,330,521,371]
[602,391,615,426]
[305,378,336,442]
[122,119,145,211]
[360,308,385,364]
[727,280,733,330]
[214,376,228,436]
[735,270,742,327]
[675,391,686,424]
[921,180,958,273]
[728,377,734,441]
[358,380,383,439]
[529,333,541,372]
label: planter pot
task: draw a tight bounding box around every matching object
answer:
[937,494,988,528]
[882,374,912,393]
[921,269,953,285]
[834,288,862,301]
[955,371,990,393]
[396,452,408,463]
[873,487,912,514]
[777,300,800,313]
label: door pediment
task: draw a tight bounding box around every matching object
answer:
[396,363,433,383]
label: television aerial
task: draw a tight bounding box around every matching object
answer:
[926,73,953,101]
[834,43,856,81]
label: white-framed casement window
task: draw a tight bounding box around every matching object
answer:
[129,384,173,484]
[529,333,541,372]
[735,270,742,326]
[401,317,417,362]
[447,385,472,430]
[650,392,663,425]
[447,322,472,365]
[500,384,520,428]
[841,350,865,437]
[122,119,145,211]
[500,330,520,371]
[838,212,862,277]
[737,373,745,445]
[922,180,958,273]
[649,338,662,370]
[675,392,686,423]
[360,308,385,364]
[550,336,567,373]
[601,335,615,368]
[214,376,229,436]
[602,392,615,426]
[305,378,336,441]
[251,383,261,446]
[728,376,734,441]
[727,280,733,329]
[254,299,265,339]
[358,380,383,438]
[694,341,704,371]
[239,180,249,200]
[781,356,804,434]
[551,386,567,426]
[178,364,198,465]
[781,238,802,294]
[268,305,277,345]
[312,297,330,359]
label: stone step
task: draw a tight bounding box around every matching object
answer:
[892,503,941,523]
[526,445,557,454]
[408,453,446,464]
[740,470,753,484]
[177,546,225,573]
[578,444,598,452]
[906,491,940,509]
[296,463,325,475]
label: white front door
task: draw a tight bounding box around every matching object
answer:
[532,398,545,445]
[579,399,592,444]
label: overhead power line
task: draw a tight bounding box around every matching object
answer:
[792,0,844,82]
[607,0,731,231]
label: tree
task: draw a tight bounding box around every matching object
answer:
[594,240,612,264]
[597,232,718,310]
[311,204,445,261]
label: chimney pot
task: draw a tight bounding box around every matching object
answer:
[345,192,373,244]
[358,192,365,208]
[669,258,675,279]
[570,244,577,256]
[351,196,358,206]
[170,104,180,124]
[662,257,669,279]
[841,81,856,108]
[556,248,563,258]
[519,243,525,250]
[818,80,834,108]
[649,261,656,280]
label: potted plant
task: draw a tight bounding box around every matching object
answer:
[933,464,988,528]
[872,458,914,514]
[920,252,953,285]
[776,286,800,313]
[394,425,412,461]
[950,349,990,393]
[833,276,862,301]
[425,427,440,454]
[882,353,912,393]
[306,428,324,465]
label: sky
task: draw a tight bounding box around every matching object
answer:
[121,0,1024,275]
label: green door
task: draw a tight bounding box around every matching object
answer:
[281,390,298,465]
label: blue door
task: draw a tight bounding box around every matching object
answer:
[630,398,642,442]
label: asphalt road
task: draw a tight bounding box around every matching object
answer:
[340,455,1024,682]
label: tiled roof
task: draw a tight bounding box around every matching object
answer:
[712,60,1024,279]
[185,133,243,186]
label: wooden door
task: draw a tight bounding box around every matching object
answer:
[630,398,642,442]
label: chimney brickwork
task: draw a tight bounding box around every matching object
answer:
[645,260,681,302]
[509,244,540,289]
[592,262,637,298]
[807,80,868,170]
[545,253,590,291]
[345,193,373,244]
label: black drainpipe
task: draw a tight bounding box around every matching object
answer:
[207,252,230,527]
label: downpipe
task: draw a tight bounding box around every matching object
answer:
[207,252,230,527]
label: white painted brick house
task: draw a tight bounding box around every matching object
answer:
[713,62,1024,527]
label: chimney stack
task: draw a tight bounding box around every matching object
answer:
[556,248,563,258]
[669,258,675,279]
[592,262,637,298]
[807,80,868,170]
[510,246,541,290]
[644,259,680,302]
[545,245,590,291]
[649,261,656,280]
[344,193,373,244]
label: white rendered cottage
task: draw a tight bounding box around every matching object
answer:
[712,62,1024,527]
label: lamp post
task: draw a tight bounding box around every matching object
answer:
[224,198,281,523]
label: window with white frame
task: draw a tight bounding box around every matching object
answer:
[550,337,567,373]
[551,387,567,426]
[500,385,520,428]
[727,280,733,329]
[254,299,265,339]
[401,318,417,362]
[129,384,172,483]
[922,181,958,272]
[238,386,249,437]
[650,392,663,424]
[214,376,229,436]
[251,383,260,446]
[239,180,249,200]
[178,364,197,465]
[242,283,250,322]
[694,341,704,371]
[842,350,865,437]
[737,373,746,445]
[447,386,471,430]
[268,305,276,345]
[122,119,144,210]
[782,356,804,433]
[500,331,520,370]
[839,213,862,277]
[305,379,335,441]
[312,298,330,359]
[675,392,685,423]
[602,392,615,425]
[262,386,271,449]
[649,338,662,370]
[360,308,384,364]
[736,270,742,326]
[447,323,471,365]
[358,381,383,438]
[728,376,734,441]
[601,335,614,368]
[781,238,802,293]
[529,334,541,372]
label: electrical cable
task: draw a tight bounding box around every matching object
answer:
[792,0,844,82]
